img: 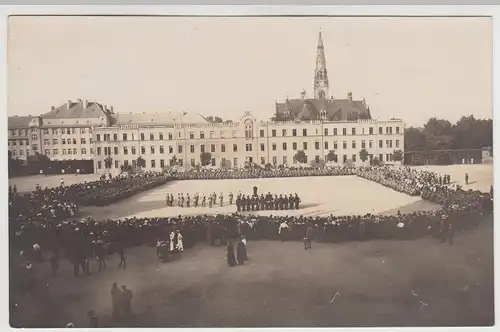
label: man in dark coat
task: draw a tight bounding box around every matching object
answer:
[236,238,247,265]
[227,242,237,267]
[305,224,314,250]
[110,282,122,321]
[120,285,133,317]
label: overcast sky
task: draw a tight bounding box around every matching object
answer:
[7,16,492,126]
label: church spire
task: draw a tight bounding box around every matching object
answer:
[314,30,329,100]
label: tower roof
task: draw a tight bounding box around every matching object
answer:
[317,30,324,49]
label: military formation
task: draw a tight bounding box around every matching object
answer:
[165,192,234,208]
[235,192,301,212]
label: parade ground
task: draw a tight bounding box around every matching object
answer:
[12,214,494,328]
[10,164,494,328]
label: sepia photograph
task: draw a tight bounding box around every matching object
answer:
[7,14,494,328]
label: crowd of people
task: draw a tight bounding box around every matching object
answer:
[9,164,493,327]
[170,166,355,180]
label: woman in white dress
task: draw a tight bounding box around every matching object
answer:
[169,232,175,251]
[176,231,184,252]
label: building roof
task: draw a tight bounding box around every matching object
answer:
[41,100,111,119]
[8,116,33,129]
[112,111,208,126]
[275,96,371,121]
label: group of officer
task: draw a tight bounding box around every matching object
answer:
[235,192,301,212]
[165,192,233,208]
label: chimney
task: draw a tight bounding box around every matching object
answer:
[67,100,71,108]
[83,99,88,109]
[110,106,114,113]
[51,106,55,111]
[347,92,353,102]
[301,89,306,100]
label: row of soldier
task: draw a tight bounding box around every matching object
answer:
[236,192,301,211]
[165,192,235,208]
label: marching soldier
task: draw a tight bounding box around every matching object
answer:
[229,192,234,205]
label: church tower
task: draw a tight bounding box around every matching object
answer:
[313,30,329,100]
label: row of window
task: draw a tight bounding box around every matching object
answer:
[43,148,93,156]
[95,139,400,157]
[9,128,91,137]
[260,126,400,138]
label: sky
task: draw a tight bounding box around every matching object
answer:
[7,16,492,127]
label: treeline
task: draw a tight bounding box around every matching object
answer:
[405,115,492,152]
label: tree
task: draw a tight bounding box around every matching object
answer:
[200,152,212,166]
[359,149,369,163]
[326,150,336,162]
[393,149,403,162]
[104,155,113,172]
[169,155,178,167]
[136,156,146,170]
[371,157,383,167]
[294,150,307,164]
[206,116,223,123]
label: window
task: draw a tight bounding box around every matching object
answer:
[168,133,173,140]
[81,138,87,144]
[200,132,204,139]
[169,145,173,153]
[123,147,128,155]
[189,132,194,139]
[178,145,183,153]
[272,156,277,165]
[342,141,347,149]
[90,148,93,154]
[379,127,383,135]
[200,145,205,153]
[141,146,146,154]
[190,145,195,153]
[282,142,287,151]
[233,158,238,168]
[53,139,58,145]
[149,133,154,141]
[211,144,215,153]
[292,129,297,136]
[68,149,72,155]
[315,155,320,163]
[342,128,347,135]
[221,144,226,153]
[53,149,58,155]
[123,134,128,141]
[333,128,338,136]
[379,140,383,148]
[44,129,49,135]
[32,145,38,152]
[43,139,49,145]
[140,133,145,141]
[44,149,50,155]
[124,160,129,167]
[151,146,155,154]
[261,157,266,165]
[282,129,287,136]
[396,127,400,134]
[245,144,252,152]
[96,134,101,142]
[62,139,66,145]
[211,158,216,166]
[98,161,102,169]
[81,148,87,155]
[343,155,347,163]
[283,156,288,164]
[315,142,320,150]
[272,129,276,137]
[233,144,237,152]
[361,140,366,149]
[131,146,136,155]
[151,160,156,168]
[303,142,308,150]
[191,158,196,167]
[386,140,390,148]
[369,127,374,135]
[272,143,276,151]
[260,129,265,137]
[352,154,357,162]
[220,131,226,139]
[232,130,237,138]
[72,138,77,144]
[293,142,297,150]
[302,129,307,136]
[324,128,328,136]
[352,141,356,149]
[210,131,216,138]
[114,147,118,155]
[396,140,400,148]
[369,140,373,149]
[97,147,101,155]
[379,154,383,162]
[62,149,67,155]
[386,153,391,162]
[159,133,164,140]
[325,141,329,149]
[12,150,17,157]
[352,128,356,135]
[160,159,165,168]
[260,143,265,151]
[115,160,119,168]
[160,145,164,154]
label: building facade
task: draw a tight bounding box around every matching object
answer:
[92,111,404,173]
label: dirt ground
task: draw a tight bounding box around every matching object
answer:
[11,214,494,328]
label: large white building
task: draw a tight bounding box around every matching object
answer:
[92,111,404,173]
